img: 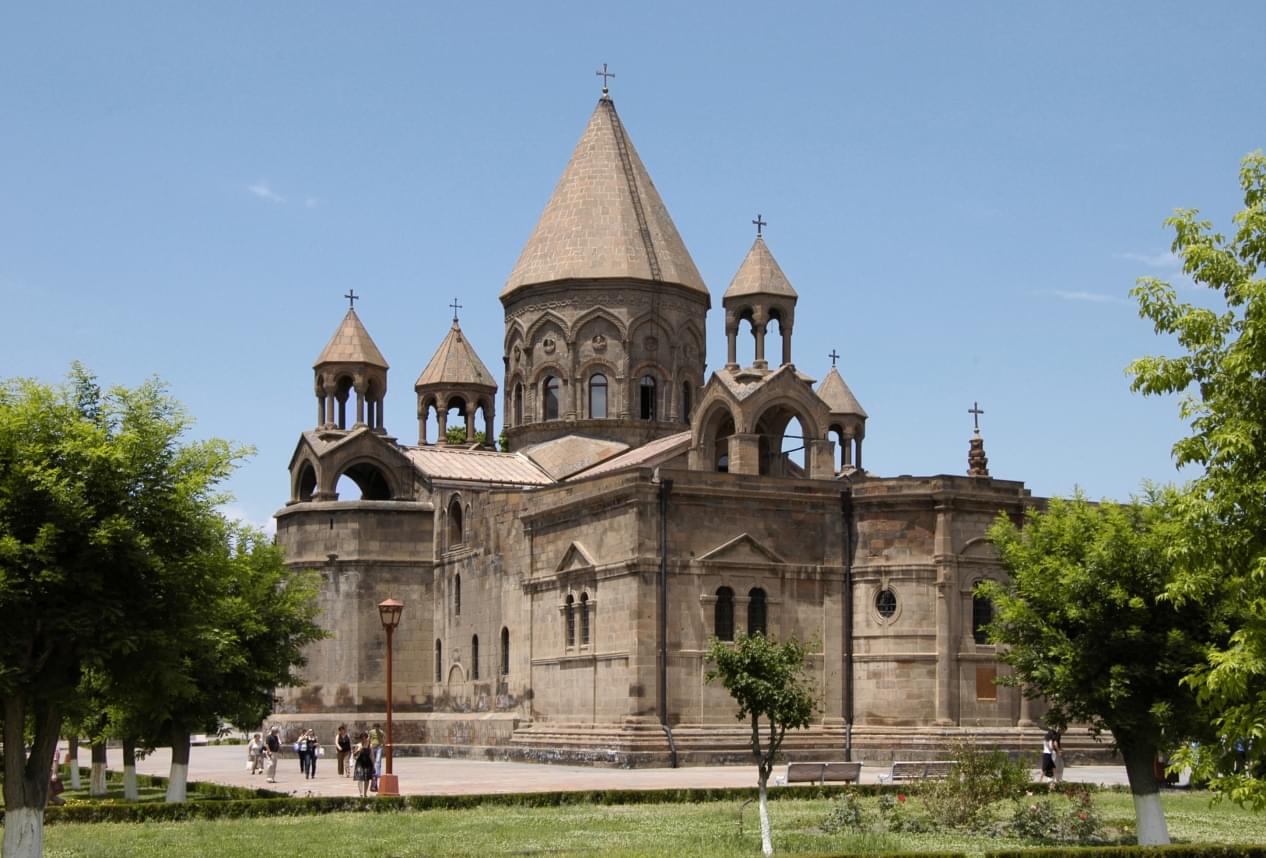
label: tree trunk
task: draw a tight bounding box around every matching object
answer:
[166,728,191,803]
[757,769,773,857]
[67,734,81,790]
[89,741,108,796]
[122,737,139,801]
[2,695,61,858]
[1121,738,1170,845]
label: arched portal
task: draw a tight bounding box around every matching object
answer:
[334,462,391,500]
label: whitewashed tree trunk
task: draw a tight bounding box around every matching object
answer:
[68,735,82,790]
[2,807,44,858]
[89,742,108,797]
[122,738,139,801]
[1123,740,1170,845]
[757,774,772,857]
[166,730,191,803]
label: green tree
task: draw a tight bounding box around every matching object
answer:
[706,633,817,857]
[1128,151,1266,805]
[0,367,245,857]
[982,493,1217,845]
[445,426,485,446]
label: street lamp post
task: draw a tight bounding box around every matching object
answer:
[377,598,404,797]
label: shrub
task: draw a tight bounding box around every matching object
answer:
[822,790,866,833]
[923,739,1034,829]
[877,792,932,833]
[1006,786,1104,844]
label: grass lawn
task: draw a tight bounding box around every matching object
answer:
[25,790,1266,858]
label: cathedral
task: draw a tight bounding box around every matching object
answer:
[273,88,1052,765]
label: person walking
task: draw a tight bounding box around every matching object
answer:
[308,730,321,778]
[368,723,385,792]
[1041,728,1059,784]
[248,732,264,775]
[353,732,374,798]
[296,729,311,777]
[336,725,353,778]
[264,727,281,783]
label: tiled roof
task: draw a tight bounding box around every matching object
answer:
[723,236,797,300]
[415,320,497,390]
[403,446,554,486]
[567,431,691,480]
[314,309,389,369]
[501,98,708,299]
[817,367,867,418]
[519,435,629,480]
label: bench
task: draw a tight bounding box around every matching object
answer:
[784,761,862,785]
[887,760,956,782]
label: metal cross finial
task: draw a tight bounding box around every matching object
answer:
[969,401,985,433]
[828,349,840,367]
[345,289,359,308]
[753,213,767,237]
[595,63,615,95]
[450,297,463,322]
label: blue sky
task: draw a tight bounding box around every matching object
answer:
[3,2,1263,532]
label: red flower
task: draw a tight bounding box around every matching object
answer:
[897,794,906,802]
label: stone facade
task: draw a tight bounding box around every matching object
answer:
[271,93,1091,765]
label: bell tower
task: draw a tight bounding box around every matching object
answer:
[313,294,389,435]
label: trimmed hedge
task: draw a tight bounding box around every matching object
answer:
[989,848,1266,858]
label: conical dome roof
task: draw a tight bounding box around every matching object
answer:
[415,320,497,391]
[314,308,389,369]
[724,236,797,300]
[818,367,867,417]
[501,98,708,299]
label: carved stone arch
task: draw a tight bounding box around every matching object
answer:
[327,456,396,501]
[695,400,738,473]
[748,392,825,441]
[677,319,706,363]
[503,319,527,353]
[524,310,570,350]
[571,306,628,343]
[578,359,617,420]
[446,663,467,687]
[627,312,674,356]
[530,362,568,386]
[292,456,319,502]
[959,536,999,562]
[628,360,669,421]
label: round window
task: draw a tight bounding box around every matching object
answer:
[875,588,897,619]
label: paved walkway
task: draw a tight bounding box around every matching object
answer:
[93,744,1132,798]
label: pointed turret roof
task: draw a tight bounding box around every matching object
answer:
[724,236,797,300]
[501,98,708,299]
[415,320,497,390]
[817,367,867,417]
[314,308,389,369]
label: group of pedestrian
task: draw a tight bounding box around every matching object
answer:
[250,722,386,793]
[245,727,282,782]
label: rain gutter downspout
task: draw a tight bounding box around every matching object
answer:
[658,475,678,768]
[841,483,855,762]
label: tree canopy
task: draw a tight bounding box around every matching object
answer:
[983,492,1219,844]
[1128,151,1266,804]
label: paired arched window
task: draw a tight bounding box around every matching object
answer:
[564,594,575,647]
[714,586,735,641]
[435,639,442,682]
[471,634,480,680]
[579,592,590,646]
[500,627,510,675]
[543,375,561,420]
[589,373,608,419]
[454,573,461,616]
[639,375,657,420]
[448,496,464,547]
[972,586,993,644]
[748,588,768,635]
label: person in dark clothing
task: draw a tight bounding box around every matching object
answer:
[336,725,353,778]
[265,727,281,783]
[353,732,374,798]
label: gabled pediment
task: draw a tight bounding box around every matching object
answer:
[698,533,785,566]
[555,541,598,574]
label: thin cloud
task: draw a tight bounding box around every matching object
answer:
[246,181,286,204]
[1118,250,1180,269]
[304,196,320,209]
[219,503,277,537]
[1047,289,1129,305]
